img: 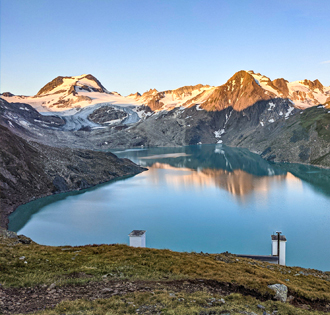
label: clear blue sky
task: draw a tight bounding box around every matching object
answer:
[1,0,329,96]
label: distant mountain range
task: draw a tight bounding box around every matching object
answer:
[1,70,330,169]
[2,70,330,113]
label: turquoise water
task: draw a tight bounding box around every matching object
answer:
[9,145,330,271]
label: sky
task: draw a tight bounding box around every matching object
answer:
[1,0,330,96]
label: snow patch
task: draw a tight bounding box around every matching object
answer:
[214,129,225,138]
[19,120,29,127]
[268,119,274,123]
[103,119,122,125]
[285,106,294,119]
[268,102,275,111]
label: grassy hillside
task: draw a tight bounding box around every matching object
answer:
[1,234,330,314]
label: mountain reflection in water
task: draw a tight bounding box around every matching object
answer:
[116,144,330,199]
[146,162,299,201]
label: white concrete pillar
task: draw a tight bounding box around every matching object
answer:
[129,230,146,247]
[271,234,287,266]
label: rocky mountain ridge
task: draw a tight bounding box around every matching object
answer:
[1,93,329,169]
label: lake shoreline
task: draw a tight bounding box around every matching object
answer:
[3,172,146,231]
[10,144,330,271]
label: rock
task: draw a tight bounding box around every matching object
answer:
[19,238,31,244]
[48,282,56,290]
[268,284,288,303]
[0,228,18,239]
[102,288,113,292]
[257,304,265,309]
[0,232,20,245]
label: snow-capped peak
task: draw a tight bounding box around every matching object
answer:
[36,74,109,96]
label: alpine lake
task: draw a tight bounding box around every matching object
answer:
[9,144,330,271]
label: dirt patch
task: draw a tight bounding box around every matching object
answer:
[1,279,329,314]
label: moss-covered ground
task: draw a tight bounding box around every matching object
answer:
[299,107,330,142]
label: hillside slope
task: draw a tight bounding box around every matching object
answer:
[229,106,330,167]
[0,237,330,314]
[0,123,145,229]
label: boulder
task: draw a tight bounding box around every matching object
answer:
[0,228,33,245]
[0,228,18,239]
[268,284,288,302]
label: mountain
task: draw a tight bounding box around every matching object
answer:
[36,74,108,96]
[199,70,330,111]
[248,71,330,108]
[1,74,140,113]
[200,70,275,111]
[134,84,213,111]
